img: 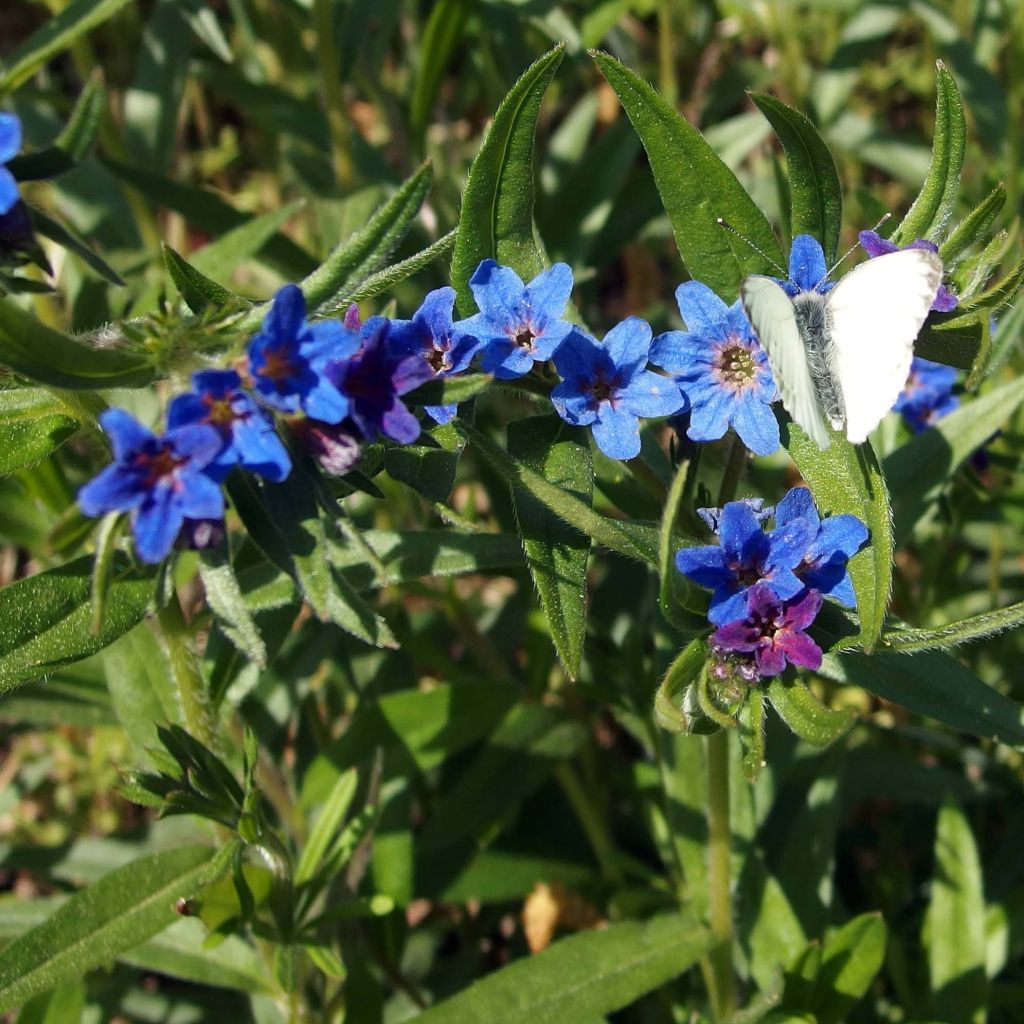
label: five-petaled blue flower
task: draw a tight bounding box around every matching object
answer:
[0,113,22,216]
[78,410,225,564]
[168,369,291,482]
[328,316,434,444]
[777,234,835,296]
[892,356,959,432]
[247,285,357,423]
[389,287,482,424]
[651,282,780,456]
[676,498,817,626]
[456,259,574,379]
[551,318,685,460]
[859,230,958,312]
[774,486,868,607]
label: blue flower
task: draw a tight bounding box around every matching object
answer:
[455,260,574,379]
[778,234,834,296]
[328,316,434,444]
[247,285,357,423]
[78,410,225,564]
[389,287,482,424]
[167,369,291,483]
[550,319,685,460]
[0,113,22,216]
[774,486,868,607]
[859,230,957,312]
[892,356,959,433]
[697,497,773,534]
[650,282,780,456]
[676,498,817,626]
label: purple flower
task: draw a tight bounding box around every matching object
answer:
[778,234,834,296]
[327,316,434,444]
[713,585,823,678]
[167,369,291,483]
[0,114,22,216]
[892,357,959,433]
[289,418,362,476]
[859,230,957,312]
[389,287,482,424]
[550,318,685,460]
[455,260,574,379]
[78,410,225,564]
[178,518,226,551]
[247,285,357,423]
[775,486,868,607]
[650,282,779,455]
[675,499,817,626]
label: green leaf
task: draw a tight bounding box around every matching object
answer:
[507,415,592,679]
[925,800,988,1024]
[940,183,1006,263]
[766,677,856,747]
[413,913,715,1024]
[658,455,705,626]
[654,637,709,734]
[0,299,154,390]
[451,45,566,316]
[892,62,967,244]
[0,389,78,477]
[738,688,767,783]
[163,244,237,314]
[296,769,358,887]
[404,373,494,407]
[882,601,1024,653]
[591,51,784,301]
[0,0,133,94]
[385,421,465,503]
[813,913,887,1024]
[0,556,154,697]
[916,312,989,371]
[884,376,1024,542]
[456,420,656,565]
[781,420,892,650]
[410,0,470,147]
[0,844,217,1012]
[750,93,843,264]
[199,545,267,666]
[31,210,125,287]
[819,649,1024,746]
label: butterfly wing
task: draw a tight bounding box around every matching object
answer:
[827,248,943,444]
[740,275,831,450]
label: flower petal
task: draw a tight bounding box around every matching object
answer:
[380,397,421,444]
[619,371,686,418]
[469,260,527,324]
[99,409,156,460]
[604,316,651,377]
[525,263,573,320]
[265,284,307,340]
[133,489,186,564]
[592,403,641,460]
[674,281,729,332]
[858,230,897,259]
[788,234,828,292]
[774,486,817,529]
[730,393,780,456]
[775,630,822,671]
[0,113,22,165]
[0,167,19,216]
[78,465,146,516]
[552,328,600,380]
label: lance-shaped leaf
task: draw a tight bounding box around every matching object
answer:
[451,45,565,316]
[163,244,237,314]
[916,312,989,372]
[892,61,967,245]
[0,299,154,390]
[507,415,592,679]
[940,182,1006,264]
[882,601,1024,654]
[414,913,715,1024]
[0,844,219,1012]
[766,676,856,747]
[384,421,465,503]
[591,51,784,301]
[404,373,493,407]
[0,388,78,477]
[654,637,710,734]
[0,556,154,696]
[750,93,843,264]
[199,545,267,666]
[781,418,892,650]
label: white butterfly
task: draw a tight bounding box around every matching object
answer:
[740,241,943,450]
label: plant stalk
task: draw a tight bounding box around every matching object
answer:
[706,727,735,1020]
[314,0,356,192]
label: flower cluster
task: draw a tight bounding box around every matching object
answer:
[676,487,867,679]
[893,357,959,432]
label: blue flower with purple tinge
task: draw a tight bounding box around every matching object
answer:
[168,369,291,483]
[775,486,868,607]
[0,113,22,216]
[892,357,959,432]
[713,585,823,678]
[389,287,482,424]
[697,498,773,534]
[78,410,225,564]
[247,285,357,424]
[455,260,574,379]
[327,316,434,444]
[859,231,957,312]
[551,318,685,460]
[778,234,835,296]
[676,498,817,626]
[651,282,779,456]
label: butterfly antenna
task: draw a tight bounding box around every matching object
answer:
[716,218,787,277]
[819,213,893,286]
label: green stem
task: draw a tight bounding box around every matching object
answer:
[157,593,218,750]
[556,763,625,885]
[313,0,356,192]
[706,728,735,1020]
[657,1,678,107]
